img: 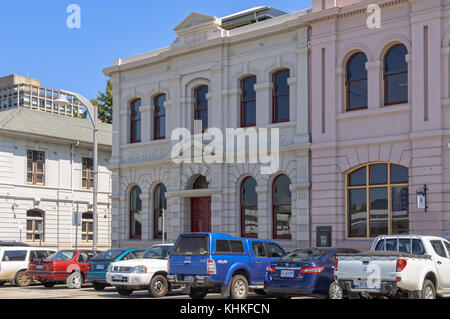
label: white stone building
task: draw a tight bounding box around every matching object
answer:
[104,6,311,251]
[0,107,112,249]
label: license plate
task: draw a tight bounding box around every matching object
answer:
[36,265,43,270]
[96,265,104,270]
[354,280,368,289]
[184,276,194,282]
[113,275,123,280]
[280,270,295,278]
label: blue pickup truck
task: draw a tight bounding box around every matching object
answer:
[167,232,286,299]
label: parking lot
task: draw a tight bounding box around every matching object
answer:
[0,283,313,299]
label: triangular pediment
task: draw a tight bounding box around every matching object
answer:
[174,12,219,32]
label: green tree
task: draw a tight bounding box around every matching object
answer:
[88,78,113,124]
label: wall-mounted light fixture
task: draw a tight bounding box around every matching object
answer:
[416,184,428,212]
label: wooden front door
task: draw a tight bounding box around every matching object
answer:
[191,197,211,233]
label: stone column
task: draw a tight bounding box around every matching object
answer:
[140,104,153,142]
[255,185,270,239]
[366,60,382,109]
[254,82,272,126]
[139,192,150,241]
[294,47,309,144]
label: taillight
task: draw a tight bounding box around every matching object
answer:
[396,259,407,272]
[266,265,276,273]
[207,258,216,274]
[167,257,170,273]
[334,259,338,271]
[300,266,325,274]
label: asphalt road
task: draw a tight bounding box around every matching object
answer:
[0,283,314,299]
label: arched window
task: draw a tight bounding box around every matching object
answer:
[194,85,208,132]
[272,69,290,123]
[347,163,409,238]
[129,186,142,240]
[154,184,167,239]
[272,175,291,239]
[384,44,408,106]
[130,99,141,143]
[193,176,209,190]
[81,212,93,242]
[346,52,368,111]
[241,177,258,238]
[27,209,44,242]
[154,94,166,140]
[241,76,256,127]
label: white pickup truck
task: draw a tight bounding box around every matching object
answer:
[335,235,450,299]
[106,244,177,297]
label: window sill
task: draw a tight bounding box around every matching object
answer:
[337,103,411,121]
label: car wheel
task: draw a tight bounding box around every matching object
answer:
[15,270,32,287]
[148,274,169,298]
[189,287,208,299]
[230,275,249,299]
[42,281,55,288]
[420,280,436,299]
[116,287,133,296]
[93,282,107,291]
[66,272,83,289]
[328,281,344,299]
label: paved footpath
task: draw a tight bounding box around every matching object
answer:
[0,283,313,300]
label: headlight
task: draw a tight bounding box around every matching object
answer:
[133,265,147,273]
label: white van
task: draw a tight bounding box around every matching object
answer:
[0,247,56,287]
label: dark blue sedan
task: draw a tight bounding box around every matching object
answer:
[264,248,359,299]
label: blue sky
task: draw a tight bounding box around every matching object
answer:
[0,0,311,100]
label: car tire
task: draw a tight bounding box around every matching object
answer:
[148,274,169,298]
[230,275,249,299]
[66,272,83,289]
[15,270,32,287]
[189,287,208,299]
[420,280,436,299]
[0,281,6,286]
[328,281,344,299]
[93,282,107,291]
[42,281,55,288]
[116,287,133,296]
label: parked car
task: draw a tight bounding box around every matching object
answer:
[335,235,450,299]
[167,232,286,299]
[106,244,175,297]
[0,247,55,287]
[264,248,360,299]
[0,241,30,247]
[26,249,100,289]
[87,248,146,291]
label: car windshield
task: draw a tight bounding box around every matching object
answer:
[172,235,209,255]
[92,249,127,261]
[142,246,171,259]
[47,250,76,261]
[281,249,327,262]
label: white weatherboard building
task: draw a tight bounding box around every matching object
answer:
[0,107,112,249]
[104,7,311,251]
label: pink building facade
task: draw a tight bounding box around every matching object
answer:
[307,0,450,249]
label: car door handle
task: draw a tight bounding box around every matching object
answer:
[438,261,442,265]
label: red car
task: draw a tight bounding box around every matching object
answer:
[26,250,99,289]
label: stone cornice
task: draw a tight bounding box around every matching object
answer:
[303,0,410,25]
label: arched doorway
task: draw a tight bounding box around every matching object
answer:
[191,176,211,233]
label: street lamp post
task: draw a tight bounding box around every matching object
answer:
[55,91,99,251]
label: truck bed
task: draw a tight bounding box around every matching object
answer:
[336,251,431,259]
